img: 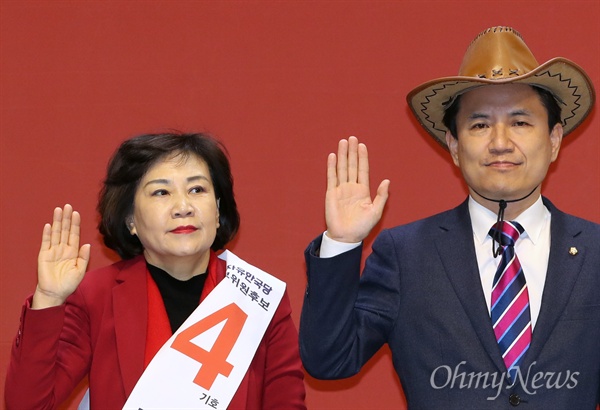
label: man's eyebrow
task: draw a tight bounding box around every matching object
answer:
[467,113,490,120]
[509,109,532,116]
[467,109,532,120]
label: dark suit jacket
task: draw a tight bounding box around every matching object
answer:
[300,198,600,409]
[6,252,306,410]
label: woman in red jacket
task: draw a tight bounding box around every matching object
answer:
[5,132,306,409]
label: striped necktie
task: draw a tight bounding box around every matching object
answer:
[489,221,531,380]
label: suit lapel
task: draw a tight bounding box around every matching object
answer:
[523,199,586,365]
[434,200,507,373]
[113,256,148,396]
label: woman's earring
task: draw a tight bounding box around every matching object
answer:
[126,219,135,234]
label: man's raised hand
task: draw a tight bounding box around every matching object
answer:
[325,136,390,243]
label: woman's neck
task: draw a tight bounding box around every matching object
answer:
[143,251,210,281]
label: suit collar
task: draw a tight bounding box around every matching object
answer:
[469,195,549,245]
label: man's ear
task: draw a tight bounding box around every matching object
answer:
[549,123,564,162]
[445,131,460,166]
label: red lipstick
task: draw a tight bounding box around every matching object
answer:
[170,225,198,234]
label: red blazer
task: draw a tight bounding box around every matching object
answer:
[5,253,306,409]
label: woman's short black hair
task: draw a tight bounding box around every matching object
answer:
[442,85,562,139]
[98,132,240,259]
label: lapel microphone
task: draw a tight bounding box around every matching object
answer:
[471,186,538,257]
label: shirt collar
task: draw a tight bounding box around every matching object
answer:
[469,195,549,245]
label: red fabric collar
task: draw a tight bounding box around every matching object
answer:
[144,251,225,366]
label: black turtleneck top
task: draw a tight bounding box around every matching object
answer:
[146,262,207,333]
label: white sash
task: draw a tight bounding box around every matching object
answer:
[122,250,285,409]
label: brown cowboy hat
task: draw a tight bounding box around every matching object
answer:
[406,26,596,150]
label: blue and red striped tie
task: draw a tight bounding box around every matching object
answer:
[489,221,531,380]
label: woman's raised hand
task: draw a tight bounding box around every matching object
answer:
[33,204,91,309]
[324,136,390,243]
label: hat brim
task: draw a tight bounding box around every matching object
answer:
[407,57,596,150]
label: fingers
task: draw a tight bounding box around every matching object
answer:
[334,136,365,185]
[47,204,80,248]
[68,210,82,249]
[50,207,63,246]
[336,138,348,183]
[347,136,359,183]
[78,243,92,271]
[40,223,52,252]
[326,153,338,191]
[357,142,369,186]
[60,204,73,245]
[373,179,391,214]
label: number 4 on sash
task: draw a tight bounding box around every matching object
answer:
[171,303,248,390]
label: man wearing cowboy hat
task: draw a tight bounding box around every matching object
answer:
[299,26,599,408]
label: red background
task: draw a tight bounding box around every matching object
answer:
[1,1,599,409]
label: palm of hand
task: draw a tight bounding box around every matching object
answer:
[38,243,86,299]
[326,182,381,243]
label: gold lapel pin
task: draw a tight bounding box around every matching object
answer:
[569,247,578,256]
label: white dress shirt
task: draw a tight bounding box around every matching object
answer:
[469,195,550,329]
[319,195,551,329]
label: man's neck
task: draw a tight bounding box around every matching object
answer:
[470,188,542,221]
